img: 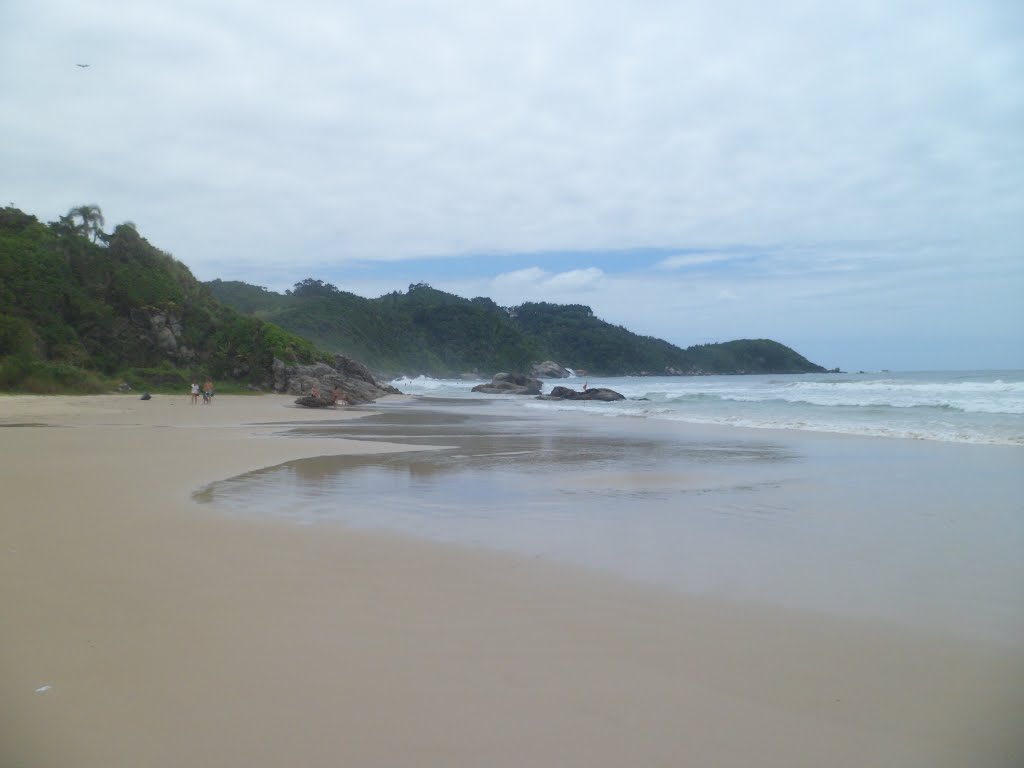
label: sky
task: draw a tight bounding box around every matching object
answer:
[3,0,1022,372]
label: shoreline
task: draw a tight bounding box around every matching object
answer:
[2,394,1022,767]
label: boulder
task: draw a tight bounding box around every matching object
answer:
[275,354,401,405]
[294,394,335,409]
[530,360,571,379]
[542,385,625,402]
[471,372,543,396]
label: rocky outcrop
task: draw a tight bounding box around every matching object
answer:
[530,360,571,378]
[540,385,625,402]
[274,354,400,405]
[471,372,543,396]
[133,308,195,364]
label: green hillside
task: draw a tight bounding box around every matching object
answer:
[208,279,828,377]
[0,206,326,392]
[0,201,827,393]
[206,279,540,375]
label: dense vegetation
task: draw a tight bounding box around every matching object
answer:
[208,279,828,377]
[207,279,540,374]
[0,201,826,393]
[0,206,326,392]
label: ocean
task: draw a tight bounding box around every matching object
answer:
[390,369,1024,446]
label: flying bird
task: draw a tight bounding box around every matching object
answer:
[76,63,90,68]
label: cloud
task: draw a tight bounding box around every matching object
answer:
[656,254,735,270]
[543,268,605,291]
[490,267,605,297]
[7,0,1022,264]
[490,267,549,290]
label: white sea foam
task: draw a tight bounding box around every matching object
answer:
[390,374,487,392]
[392,371,1024,445]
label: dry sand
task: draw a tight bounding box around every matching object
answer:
[1,393,1021,767]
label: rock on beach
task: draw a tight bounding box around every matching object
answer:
[471,373,543,395]
[275,354,399,406]
[540,385,625,402]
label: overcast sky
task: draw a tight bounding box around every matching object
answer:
[3,0,1022,371]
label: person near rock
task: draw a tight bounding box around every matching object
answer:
[190,382,199,404]
[331,386,346,406]
[311,384,321,400]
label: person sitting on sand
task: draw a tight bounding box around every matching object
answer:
[331,386,346,406]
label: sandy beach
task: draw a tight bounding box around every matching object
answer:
[2,393,1022,767]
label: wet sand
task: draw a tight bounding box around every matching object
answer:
[204,399,1024,646]
[1,393,1022,767]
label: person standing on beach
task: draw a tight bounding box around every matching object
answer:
[202,379,214,404]
[190,382,199,404]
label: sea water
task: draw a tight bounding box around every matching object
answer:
[391,370,1024,446]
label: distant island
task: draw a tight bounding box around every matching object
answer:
[0,204,827,394]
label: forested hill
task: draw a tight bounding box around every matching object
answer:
[0,201,825,393]
[208,278,828,377]
[0,206,326,392]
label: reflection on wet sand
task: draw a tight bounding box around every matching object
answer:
[194,400,812,620]
[199,399,795,501]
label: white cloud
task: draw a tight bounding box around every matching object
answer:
[656,254,734,270]
[544,268,605,291]
[490,267,605,298]
[491,267,549,291]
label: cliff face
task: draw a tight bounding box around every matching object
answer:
[137,309,193,361]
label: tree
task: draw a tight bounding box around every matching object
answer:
[64,204,105,243]
[287,278,340,297]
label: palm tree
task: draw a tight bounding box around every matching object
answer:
[67,204,105,242]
